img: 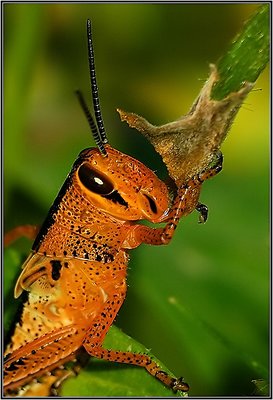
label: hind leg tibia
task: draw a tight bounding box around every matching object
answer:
[83,342,189,393]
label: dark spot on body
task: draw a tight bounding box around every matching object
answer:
[5,362,19,372]
[104,253,114,263]
[50,260,62,281]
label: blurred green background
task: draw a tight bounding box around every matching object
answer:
[4,3,269,397]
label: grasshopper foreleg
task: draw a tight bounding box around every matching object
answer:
[126,153,223,247]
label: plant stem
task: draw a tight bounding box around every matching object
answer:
[212,4,269,100]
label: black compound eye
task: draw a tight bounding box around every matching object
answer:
[78,163,114,195]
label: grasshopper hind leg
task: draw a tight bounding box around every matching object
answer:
[6,349,90,397]
[84,343,189,393]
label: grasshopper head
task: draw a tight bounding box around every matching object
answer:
[74,145,169,223]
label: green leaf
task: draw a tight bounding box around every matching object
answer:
[62,325,186,397]
[212,4,269,100]
[251,379,269,396]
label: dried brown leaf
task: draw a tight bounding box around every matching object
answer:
[118,65,253,186]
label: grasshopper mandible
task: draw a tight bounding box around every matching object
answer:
[4,19,223,396]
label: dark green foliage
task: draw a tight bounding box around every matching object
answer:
[4,4,269,396]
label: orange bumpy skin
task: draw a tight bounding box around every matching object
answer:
[4,144,222,396]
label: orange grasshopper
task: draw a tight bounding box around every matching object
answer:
[4,20,223,396]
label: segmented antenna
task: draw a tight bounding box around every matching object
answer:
[87,19,108,145]
[75,90,107,156]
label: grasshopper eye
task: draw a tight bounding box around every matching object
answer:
[78,163,114,195]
